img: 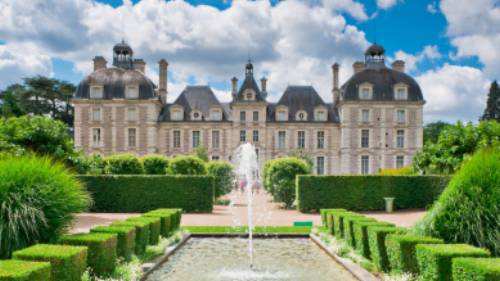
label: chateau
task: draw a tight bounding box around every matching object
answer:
[73,42,425,175]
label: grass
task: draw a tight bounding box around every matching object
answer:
[181,225,312,234]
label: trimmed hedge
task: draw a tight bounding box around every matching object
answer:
[452,257,500,281]
[141,155,169,175]
[344,215,376,248]
[367,226,407,272]
[78,175,214,212]
[167,156,207,175]
[386,234,444,275]
[90,225,135,261]
[321,208,347,226]
[127,216,161,245]
[59,233,117,277]
[12,244,87,281]
[335,212,362,238]
[149,208,182,230]
[353,220,394,259]
[111,220,149,255]
[0,260,51,281]
[104,154,143,174]
[144,209,181,237]
[416,244,490,281]
[296,175,449,211]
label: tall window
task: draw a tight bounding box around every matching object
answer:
[360,87,371,100]
[253,111,259,122]
[397,130,405,148]
[253,130,259,142]
[92,128,101,147]
[192,130,200,148]
[277,110,287,121]
[92,108,101,121]
[317,131,325,149]
[316,156,325,175]
[361,109,369,123]
[397,109,406,123]
[396,156,405,168]
[212,130,220,149]
[361,129,369,148]
[361,155,369,175]
[240,130,246,142]
[171,110,183,121]
[173,130,181,148]
[127,108,138,121]
[125,85,139,99]
[210,110,221,121]
[297,131,305,149]
[90,86,103,99]
[395,87,407,100]
[240,111,246,122]
[315,110,326,121]
[128,128,136,147]
[278,131,286,149]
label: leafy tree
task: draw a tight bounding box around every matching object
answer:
[168,156,207,175]
[481,80,500,121]
[288,149,313,172]
[142,154,169,175]
[423,121,451,144]
[206,161,234,198]
[266,157,310,208]
[192,145,209,162]
[0,84,25,117]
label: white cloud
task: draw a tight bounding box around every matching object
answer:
[416,64,490,123]
[322,0,369,21]
[376,0,399,10]
[393,45,441,73]
[426,2,438,14]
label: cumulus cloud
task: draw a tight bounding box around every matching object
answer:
[426,2,438,14]
[376,0,399,10]
[393,45,441,73]
[416,64,489,123]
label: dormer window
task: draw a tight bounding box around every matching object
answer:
[90,85,103,99]
[244,91,254,101]
[125,85,139,99]
[296,110,307,121]
[394,86,408,100]
[210,109,222,121]
[276,110,287,121]
[171,109,183,121]
[191,110,202,121]
[315,110,327,121]
[359,85,372,100]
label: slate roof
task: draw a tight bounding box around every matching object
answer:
[74,68,157,100]
[235,74,265,102]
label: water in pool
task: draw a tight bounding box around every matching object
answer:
[147,238,358,281]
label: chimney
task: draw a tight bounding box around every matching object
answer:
[93,56,107,71]
[159,59,168,104]
[332,63,340,104]
[133,59,146,74]
[231,77,238,98]
[353,61,365,74]
[260,77,267,93]
[392,60,405,72]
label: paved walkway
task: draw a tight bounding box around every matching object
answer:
[70,191,426,233]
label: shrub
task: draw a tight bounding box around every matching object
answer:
[12,244,87,281]
[0,260,51,281]
[353,220,394,259]
[149,208,182,230]
[78,175,214,212]
[367,226,406,272]
[414,149,500,256]
[452,257,500,281]
[265,157,309,208]
[127,216,161,245]
[168,156,207,175]
[111,220,149,255]
[192,146,209,162]
[104,154,143,174]
[142,155,169,175]
[320,208,347,226]
[59,233,117,277]
[206,161,234,198]
[70,154,105,175]
[296,175,449,212]
[90,225,136,261]
[144,210,176,237]
[344,215,377,248]
[0,155,91,258]
[379,166,415,175]
[334,212,361,238]
[386,234,444,275]
[416,244,490,281]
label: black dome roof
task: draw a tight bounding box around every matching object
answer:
[74,68,157,99]
[365,44,385,56]
[341,66,424,102]
[113,41,133,55]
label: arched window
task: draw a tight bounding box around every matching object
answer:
[296,110,307,121]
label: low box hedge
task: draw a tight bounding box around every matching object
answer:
[334,212,361,238]
[353,220,394,259]
[59,233,117,277]
[111,220,149,255]
[12,244,87,281]
[367,226,406,272]
[78,175,214,212]
[452,257,500,281]
[344,215,376,248]
[416,244,491,281]
[90,225,135,261]
[0,260,52,281]
[386,234,444,275]
[127,216,161,245]
[144,208,182,237]
[297,175,449,211]
[320,208,346,226]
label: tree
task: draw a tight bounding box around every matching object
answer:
[481,80,500,121]
[192,145,209,162]
[423,121,451,144]
[288,149,313,172]
[0,84,25,117]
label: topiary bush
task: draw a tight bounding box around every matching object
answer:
[344,215,376,248]
[206,160,234,198]
[144,210,175,237]
[452,257,500,281]
[0,155,91,258]
[127,216,161,245]
[265,157,309,208]
[353,220,394,259]
[90,225,136,261]
[0,260,52,281]
[168,156,207,175]
[142,155,169,175]
[414,148,500,256]
[104,154,143,174]
[111,220,149,255]
[12,244,87,281]
[416,244,490,281]
[367,226,406,272]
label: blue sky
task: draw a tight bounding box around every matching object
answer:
[0,0,498,122]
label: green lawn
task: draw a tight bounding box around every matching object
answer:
[182,226,312,234]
